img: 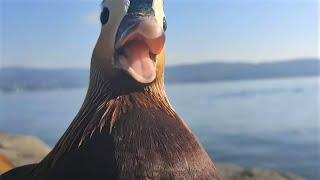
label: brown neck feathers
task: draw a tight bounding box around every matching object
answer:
[36,57,176,170]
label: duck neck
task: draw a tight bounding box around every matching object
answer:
[40,65,176,166]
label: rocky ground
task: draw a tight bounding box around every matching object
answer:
[0,134,302,179]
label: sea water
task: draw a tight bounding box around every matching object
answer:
[0,77,319,179]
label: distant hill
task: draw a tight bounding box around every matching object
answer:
[0,59,319,92]
[166,58,320,83]
[0,68,89,92]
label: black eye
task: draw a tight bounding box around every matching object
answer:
[100,7,110,25]
[163,17,167,31]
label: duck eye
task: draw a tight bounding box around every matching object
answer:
[100,7,110,25]
[163,17,167,31]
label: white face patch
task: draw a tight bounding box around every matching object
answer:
[94,0,166,80]
[96,0,166,61]
[152,0,165,28]
[97,0,131,59]
[102,0,130,12]
[101,0,130,30]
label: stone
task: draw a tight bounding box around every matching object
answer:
[0,134,50,167]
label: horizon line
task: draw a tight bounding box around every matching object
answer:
[1,57,319,70]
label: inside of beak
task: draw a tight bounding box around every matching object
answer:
[114,17,165,84]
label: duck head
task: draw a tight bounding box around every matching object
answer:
[92,0,167,86]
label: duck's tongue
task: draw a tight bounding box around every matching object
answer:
[118,40,156,84]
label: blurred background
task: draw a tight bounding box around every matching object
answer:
[0,0,319,179]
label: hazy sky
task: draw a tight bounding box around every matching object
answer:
[1,0,319,68]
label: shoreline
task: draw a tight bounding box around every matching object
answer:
[0,134,302,179]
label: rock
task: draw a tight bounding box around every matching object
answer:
[0,134,50,167]
[0,154,14,175]
[215,164,302,180]
[0,134,302,179]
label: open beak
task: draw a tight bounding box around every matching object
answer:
[114,16,165,84]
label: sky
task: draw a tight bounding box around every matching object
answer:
[0,0,319,68]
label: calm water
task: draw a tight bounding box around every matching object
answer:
[0,77,319,179]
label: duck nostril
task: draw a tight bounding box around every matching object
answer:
[132,12,146,17]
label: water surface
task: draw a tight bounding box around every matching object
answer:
[0,77,319,179]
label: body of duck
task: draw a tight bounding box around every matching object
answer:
[2,0,219,179]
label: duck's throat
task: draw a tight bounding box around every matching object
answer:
[38,69,174,168]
